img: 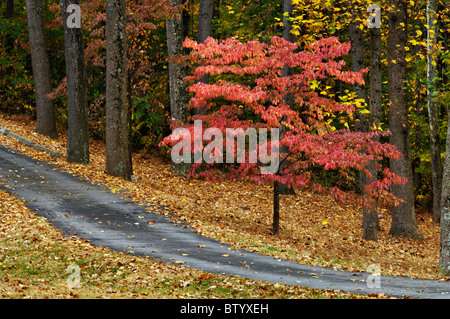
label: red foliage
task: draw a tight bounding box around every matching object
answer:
[160,36,407,206]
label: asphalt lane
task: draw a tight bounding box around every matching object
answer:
[0,144,448,298]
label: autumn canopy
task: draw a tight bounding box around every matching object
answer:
[161,35,408,223]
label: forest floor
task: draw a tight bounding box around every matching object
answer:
[0,112,446,298]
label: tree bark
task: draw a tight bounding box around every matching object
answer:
[197,0,214,44]
[278,0,296,196]
[349,4,380,240]
[365,25,383,240]
[4,0,14,53]
[427,0,442,223]
[387,0,422,239]
[439,106,450,276]
[25,0,57,138]
[195,0,214,115]
[167,0,191,176]
[61,0,89,164]
[105,0,132,180]
[6,0,14,19]
[273,181,280,235]
[369,26,382,142]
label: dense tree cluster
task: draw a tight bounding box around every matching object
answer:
[0,0,448,274]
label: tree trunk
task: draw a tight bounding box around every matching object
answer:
[278,0,296,196]
[387,0,422,239]
[167,0,191,176]
[4,0,14,53]
[427,0,442,223]
[365,25,383,240]
[25,0,57,138]
[349,5,380,240]
[6,0,14,19]
[197,0,214,44]
[105,0,132,180]
[61,0,89,164]
[195,0,214,114]
[273,181,280,235]
[439,106,450,276]
[369,26,382,136]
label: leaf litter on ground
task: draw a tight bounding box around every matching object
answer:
[0,113,443,298]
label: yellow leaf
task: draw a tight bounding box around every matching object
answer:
[310,80,319,90]
[322,221,328,225]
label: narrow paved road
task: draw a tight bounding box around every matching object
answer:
[0,144,448,298]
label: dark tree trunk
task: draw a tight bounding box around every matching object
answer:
[4,0,14,53]
[197,0,214,44]
[61,0,89,164]
[6,0,14,19]
[439,106,450,276]
[278,0,296,196]
[195,0,214,115]
[427,0,442,223]
[105,0,132,180]
[25,0,57,138]
[273,181,280,235]
[387,0,422,239]
[167,0,191,176]
[349,4,380,241]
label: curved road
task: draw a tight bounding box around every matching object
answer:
[0,144,448,298]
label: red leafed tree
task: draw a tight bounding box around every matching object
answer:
[161,36,407,235]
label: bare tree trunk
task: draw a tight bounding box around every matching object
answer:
[440,105,450,276]
[197,0,214,44]
[427,0,442,223]
[61,0,89,164]
[349,3,380,241]
[363,25,383,240]
[277,0,296,196]
[273,181,280,235]
[413,7,425,193]
[105,0,132,180]
[25,0,57,138]
[4,0,14,54]
[195,0,214,115]
[6,0,14,19]
[387,0,422,239]
[167,0,191,176]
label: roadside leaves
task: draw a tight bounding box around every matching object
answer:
[0,113,441,282]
